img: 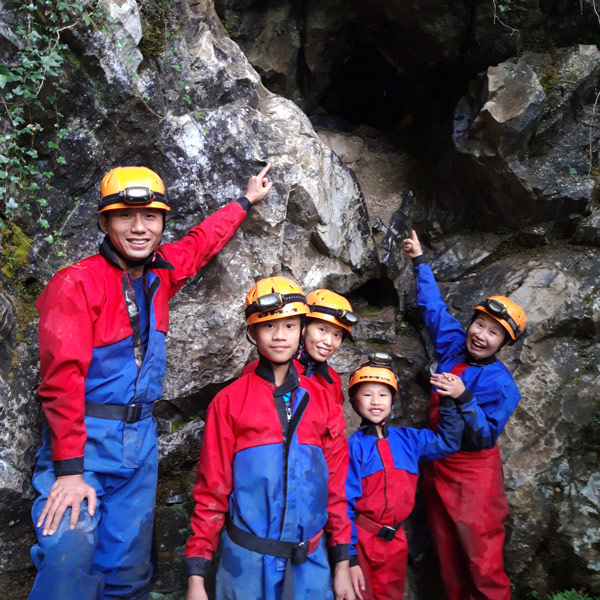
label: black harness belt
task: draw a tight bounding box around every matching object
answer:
[225,519,323,599]
[85,401,154,423]
[356,513,403,541]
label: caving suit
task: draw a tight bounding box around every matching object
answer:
[243,350,345,406]
[185,358,351,599]
[29,199,251,600]
[345,400,468,600]
[297,348,346,407]
[413,256,521,600]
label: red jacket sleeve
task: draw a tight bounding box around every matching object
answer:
[185,389,235,562]
[159,201,247,298]
[36,266,101,474]
[322,390,351,562]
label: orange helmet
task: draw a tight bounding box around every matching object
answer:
[245,277,308,326]
[348,353,398,395]
[306,289,357,334]
[474,296,526,342]
[99,166,170,213]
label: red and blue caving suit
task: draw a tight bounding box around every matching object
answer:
[345,400,469,600]
[298,348,346,407]
[413,256,522,600]
[185,357,351,599]
[29,199,251,600]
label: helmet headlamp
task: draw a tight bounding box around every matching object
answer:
[368,352,392,367]
[245,292,306,319]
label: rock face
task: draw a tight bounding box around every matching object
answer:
[0,0,599,599]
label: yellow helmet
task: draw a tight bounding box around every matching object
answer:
[348,353,398,395]
[245,277,308,326]
[99,166,170,213]
[474,296,526,342]
[306,289,357,334]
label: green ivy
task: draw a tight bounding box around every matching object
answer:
[0,0,101,228]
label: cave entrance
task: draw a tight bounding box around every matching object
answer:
[349,276,399,310]
[319,40,409,133]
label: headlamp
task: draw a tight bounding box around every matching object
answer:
[336,309,358,326]
[368,352,392,367]
[122,186,153,205]
[245,292,306,318]
[256,293,285,312]
[309,304,358,326]
[99,186,168,211]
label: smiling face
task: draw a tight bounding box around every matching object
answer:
[250,316,302,365]
[302,319,345,363]
[466,311,507,360]
[100,207,164,265]
[352,382,393,425]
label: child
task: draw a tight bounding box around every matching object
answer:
[243,288,357,407]
[403,230,527,600]
[345,353,470,600]
[185,277,355,600]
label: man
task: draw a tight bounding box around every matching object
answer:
[28,163,272,599]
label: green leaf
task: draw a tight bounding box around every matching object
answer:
[38,218,50,229]
[43,234,54,243]
[37,198,47,206]
[57,156,67,164]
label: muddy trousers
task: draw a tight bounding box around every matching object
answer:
[28,426,158,600]
[422,448,510,600]
[356,523,408,600]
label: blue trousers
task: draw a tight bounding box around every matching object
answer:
[29,420,158,600]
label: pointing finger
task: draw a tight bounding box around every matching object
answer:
[257,162,271,178]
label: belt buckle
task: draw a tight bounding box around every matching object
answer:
[125,404,142,423]
[292,539,310,564]
[377,525,397,541]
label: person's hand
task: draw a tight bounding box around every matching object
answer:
[350,564,365,600]
[36,474,97,536]
[245,163,272,205]
[333,560,356,600]
[187,575,208,600]
[402,229,423,258]
[430,372,466,399]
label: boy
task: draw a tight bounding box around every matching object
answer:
[403,230,527,600]
[29,164,271,600]
[345,353,469,600]
[185,277,355,600]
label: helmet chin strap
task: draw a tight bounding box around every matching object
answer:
[105,236,158,269]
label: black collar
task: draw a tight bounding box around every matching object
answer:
[462,349,497,366]
[255,355,300,396]
[99,236,174,272]
[358,418,388,438]
[298,348,334,383]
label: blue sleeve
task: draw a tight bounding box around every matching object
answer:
[459,377,521,449]
[412,401,469,462]
[345,437,363,566]
[414,261,466,360]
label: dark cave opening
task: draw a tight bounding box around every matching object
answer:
[319,41,411,133]
[350,276,399,309]
[314,37,468,158]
